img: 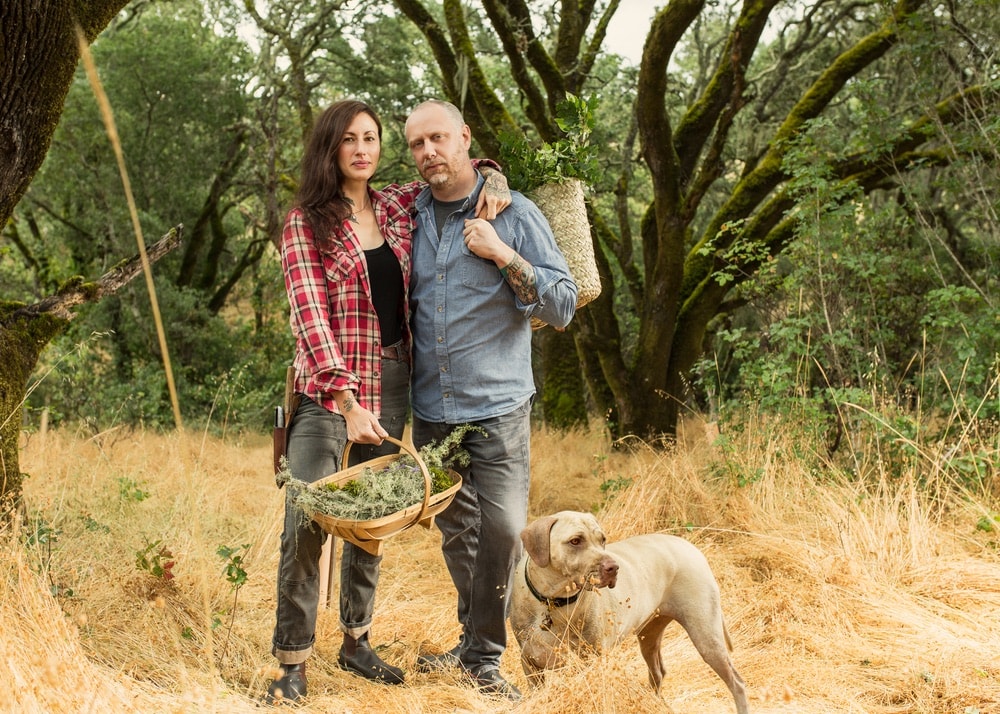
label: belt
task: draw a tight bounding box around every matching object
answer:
[381,342,408,362]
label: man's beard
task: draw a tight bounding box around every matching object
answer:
[426,171,451,188]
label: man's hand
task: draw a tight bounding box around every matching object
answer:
[475,168,511,219]
[464,220,540,304]
[463,218,512,263]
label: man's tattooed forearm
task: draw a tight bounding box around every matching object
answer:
[504,254,538,304]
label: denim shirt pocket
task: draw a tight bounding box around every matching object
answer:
[460,243,502,288]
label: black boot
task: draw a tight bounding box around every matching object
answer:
[265,661,307,704]
[338,633,405,684]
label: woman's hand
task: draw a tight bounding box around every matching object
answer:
[476,167,512,219]
[335,390,387,445]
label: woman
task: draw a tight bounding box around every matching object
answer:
[267,99,507,703]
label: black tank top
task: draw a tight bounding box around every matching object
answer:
[364,241,404,346]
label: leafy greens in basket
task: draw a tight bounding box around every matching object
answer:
[284,424,484,522]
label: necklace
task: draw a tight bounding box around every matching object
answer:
[348,195,370,222]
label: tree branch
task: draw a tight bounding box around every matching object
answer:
[704,0,927,249]
[637,0,704,206]
[690,81,990,312]
[11,225,183,322]
[674,0,781,182]
[834,84,993,182]
[568,0,618,92]
[179,123,250,289]
[441,0,516,148]
[393,0,464,108]
[481,0,560,137]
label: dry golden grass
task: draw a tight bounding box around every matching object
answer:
[4,418,998,713]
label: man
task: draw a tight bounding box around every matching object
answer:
[404,100,577,701]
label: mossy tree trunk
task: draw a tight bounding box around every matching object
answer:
[536,328,587,429]
[0,306,67,514]
[0,0,130,225]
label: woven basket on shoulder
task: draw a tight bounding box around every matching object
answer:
[533,178,601,307]
[530,178,601,329]
[305,436,461,556]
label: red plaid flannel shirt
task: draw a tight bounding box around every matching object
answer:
[281,182,420,417]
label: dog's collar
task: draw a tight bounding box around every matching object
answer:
[524,562,581,608]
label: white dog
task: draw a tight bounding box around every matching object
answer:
[510,511,749,714]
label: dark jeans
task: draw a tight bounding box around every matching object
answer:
[411,400,532,672]
[271,358,409,664]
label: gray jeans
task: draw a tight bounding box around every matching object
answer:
[271,358,409,664]
[411,400,532,672]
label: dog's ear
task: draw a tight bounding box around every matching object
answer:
[521,515,558,568]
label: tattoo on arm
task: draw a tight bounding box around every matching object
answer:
[503,254,538,304]
[341,394,356,413]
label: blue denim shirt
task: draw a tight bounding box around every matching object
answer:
[409,175,578,423]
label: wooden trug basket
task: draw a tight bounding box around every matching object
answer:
[305,436,461,556]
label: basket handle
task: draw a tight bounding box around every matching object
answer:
[340,436,433,523]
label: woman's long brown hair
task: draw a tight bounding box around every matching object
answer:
[295,99,382,249]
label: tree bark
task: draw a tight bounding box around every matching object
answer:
[0,0,130,228]
[536,327,587,429]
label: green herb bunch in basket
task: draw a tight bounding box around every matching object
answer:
[498,93,601,194]
[284,424,484,555]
